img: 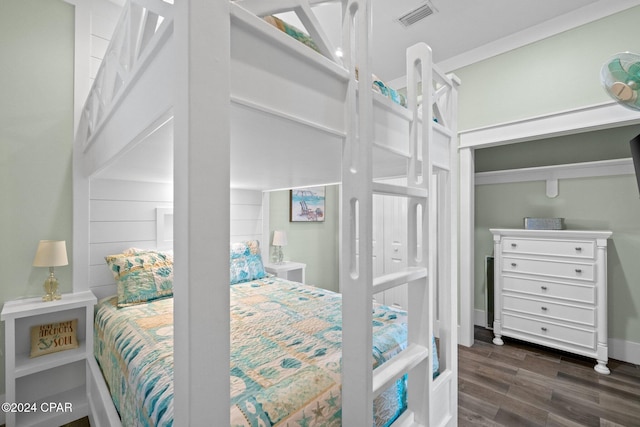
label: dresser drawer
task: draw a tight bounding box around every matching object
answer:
[503,238,595,259]
[502,276,596,304]
[503,295,595,326]
[503,256,595,282]
[503,313,596,350]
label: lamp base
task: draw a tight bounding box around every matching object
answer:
[42,269,61,302]
[42,292,61,302]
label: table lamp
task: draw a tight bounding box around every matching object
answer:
[272,230,288,264]
[32,240,68,301]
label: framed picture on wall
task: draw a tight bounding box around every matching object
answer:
[290,186,325,222]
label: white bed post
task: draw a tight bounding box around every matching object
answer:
[174,0,231,425]
[407,42,434,426]
[341,0,374,425]
[459,146,475,346]
[404,44,459,427]
[436,73,460,426]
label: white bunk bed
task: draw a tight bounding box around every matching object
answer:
[73,0,459,426]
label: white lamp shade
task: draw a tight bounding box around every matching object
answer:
[272,230,288,247]
[33,240,68,267]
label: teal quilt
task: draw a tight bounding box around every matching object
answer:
[94,277,434,426]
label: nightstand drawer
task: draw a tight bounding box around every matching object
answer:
[503,276,596,304]
[503,295,595,326]
[503,313,596,350]
[503,256,595,282]
[503,238,595,259]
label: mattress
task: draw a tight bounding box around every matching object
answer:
[94,276,438,426]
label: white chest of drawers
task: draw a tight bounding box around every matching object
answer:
[490,228,612,374]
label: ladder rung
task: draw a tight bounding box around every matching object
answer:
[372,182,428,198]
[372,343,429,398]
[433,159,451,172]
[373,141,411,159]
[373,267,427,294]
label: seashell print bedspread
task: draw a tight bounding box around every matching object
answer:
[94,277,436,426]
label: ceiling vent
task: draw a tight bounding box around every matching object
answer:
[397,1,437,28]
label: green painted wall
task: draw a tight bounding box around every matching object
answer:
[269,186,340,292]
[454,6,640,131]
[0,0,74,394]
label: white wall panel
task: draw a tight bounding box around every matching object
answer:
[88,179,172,296]
[230,189,263,243]
[231,189,262,205]
[90,221,157,244]
[90,35,109,59]
[89,241,155,265]
[89,264,115,287]
[230,204,262,220]
[89,56,102,80]
[88,180,264,296]
[90,200,173,221]
[230,220,262,239]
[91,179,173,201]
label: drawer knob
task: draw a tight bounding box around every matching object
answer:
[575,247,582,251]
[541,327,548,332]
[540,286,548,290]
[575,269,582,273]
[511,263,517,267]
[541,306,548,311]
[511,243,517,248]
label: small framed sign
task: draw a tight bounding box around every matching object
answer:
[30,319,79,358]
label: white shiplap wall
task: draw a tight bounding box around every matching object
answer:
[230,189,264,242]
[88,178,264,300]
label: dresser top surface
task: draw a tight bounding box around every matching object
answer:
[490,228,612,240]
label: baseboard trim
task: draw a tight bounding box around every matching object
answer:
[609,337,640,365]
[473,309,638,365]
[474,309,487,328]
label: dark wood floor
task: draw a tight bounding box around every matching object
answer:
[459,327,640,427]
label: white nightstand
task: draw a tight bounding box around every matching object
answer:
[1,291,97,427]
[264,261,306,284]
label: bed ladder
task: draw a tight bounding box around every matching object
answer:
[340,0,457,423]
[341,26,439,427]
[374,43,438,427]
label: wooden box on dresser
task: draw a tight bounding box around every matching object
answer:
[1,291,97,427]
[490,229,612,374]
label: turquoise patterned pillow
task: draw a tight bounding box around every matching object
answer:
[230,240,266,285]
[106,249,174,307]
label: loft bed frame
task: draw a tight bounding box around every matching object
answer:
[73,0,460,426]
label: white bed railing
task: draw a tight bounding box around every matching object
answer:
[80,0,174,146]
[237,0,342,63]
